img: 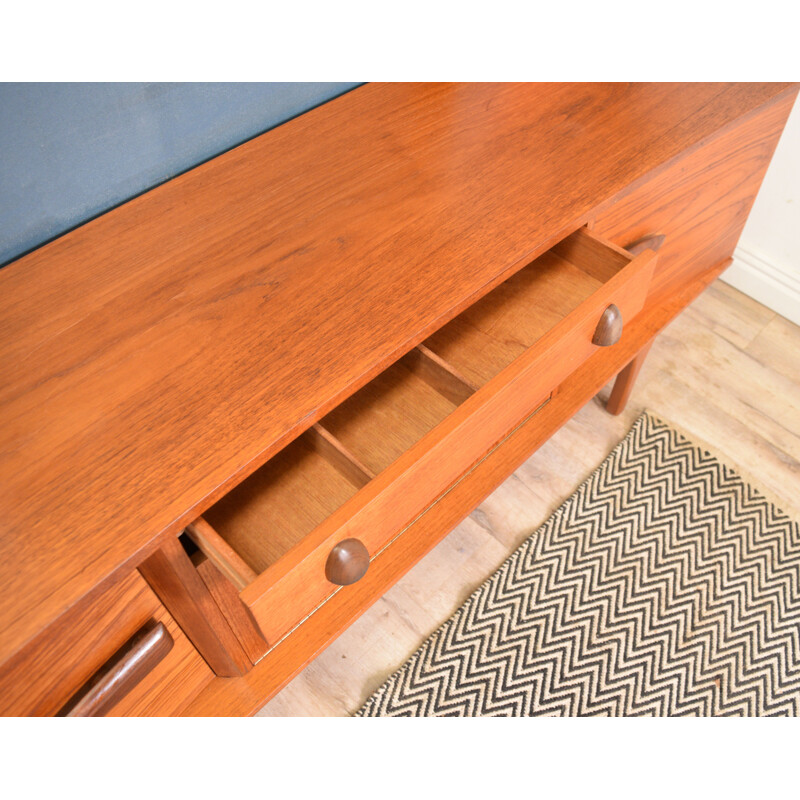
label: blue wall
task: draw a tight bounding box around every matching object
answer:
[0,82,360,266]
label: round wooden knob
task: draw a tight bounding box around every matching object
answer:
[592,304,623,346]
[325,538,370,585]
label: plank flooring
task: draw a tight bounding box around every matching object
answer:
[257,279,800,716]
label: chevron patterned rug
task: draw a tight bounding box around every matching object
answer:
[357,411,800,716]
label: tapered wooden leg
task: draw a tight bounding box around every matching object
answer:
[606,340,654,415]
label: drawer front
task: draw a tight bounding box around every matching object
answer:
[0,570,213,716]
[241,232,656,645]
[107,604,215,717]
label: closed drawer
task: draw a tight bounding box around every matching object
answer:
[188,227,656,647]
[0,570,213,716]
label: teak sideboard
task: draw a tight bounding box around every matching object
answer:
[0,83,796,716]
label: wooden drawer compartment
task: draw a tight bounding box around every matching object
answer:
[204,435,363,577]
[191,227,657,648]
[0,570,213,716]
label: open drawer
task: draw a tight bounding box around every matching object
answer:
[184,227,657,649]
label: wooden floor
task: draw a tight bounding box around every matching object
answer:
[257,279,800,716]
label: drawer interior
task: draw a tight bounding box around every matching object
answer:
[203,358,462,574]
[204,435,362,575]
[423,246,613,385]
[193,226,637,585]
[319,359,459,476]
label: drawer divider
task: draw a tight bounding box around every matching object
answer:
[402,344,479,405]
[305,423,376,488]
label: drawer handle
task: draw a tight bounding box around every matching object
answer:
[59,621,173,717]
[625,233,666,255]
[325,538,370,586]
[593,304,623,347]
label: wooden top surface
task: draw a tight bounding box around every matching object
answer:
[0,82,794,662]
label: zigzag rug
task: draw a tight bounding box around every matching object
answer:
[356,412,800,716]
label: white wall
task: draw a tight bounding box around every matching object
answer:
[721,96,800,326]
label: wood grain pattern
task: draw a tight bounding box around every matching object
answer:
[138,537,251,677]
[592,89,799,307]
[60,621,173,717]
[1,84,794,667]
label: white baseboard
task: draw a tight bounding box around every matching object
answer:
[720,244,800,327]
